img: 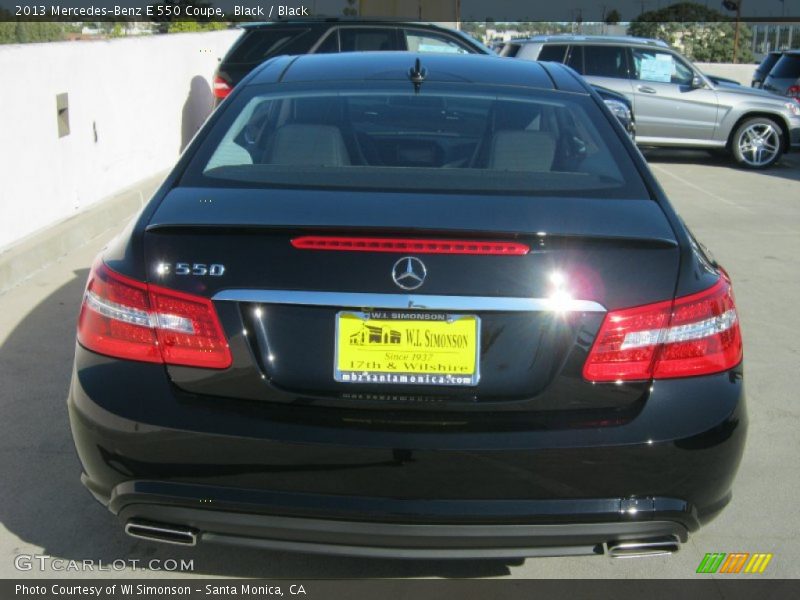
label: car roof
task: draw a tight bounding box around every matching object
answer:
[514,35,669,48]
[241,19,448,29]
[247,52,589,92]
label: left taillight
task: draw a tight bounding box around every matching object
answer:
[77,261,231,369]
[212,75,232,100]
[583,274,742,382]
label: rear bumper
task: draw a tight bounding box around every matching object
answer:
[789,117,800,151]
[118,500,688,558]
[68,347,746,556]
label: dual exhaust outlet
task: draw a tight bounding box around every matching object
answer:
[124,519,680,558]
[124,520,197,546]
[606,536,681,558]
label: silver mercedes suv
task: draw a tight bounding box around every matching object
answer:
[502,35,800,169]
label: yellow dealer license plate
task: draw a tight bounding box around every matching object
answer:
[335,312,480,386]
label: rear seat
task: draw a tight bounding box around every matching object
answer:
[487,130,556,171]
[264,124,351,166]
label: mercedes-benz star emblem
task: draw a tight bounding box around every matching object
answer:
[392,257,427,290]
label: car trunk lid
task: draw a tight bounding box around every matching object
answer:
[143,187,679,412]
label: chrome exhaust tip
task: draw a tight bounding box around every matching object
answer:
[125,520,198,546]
[607,535,680,558]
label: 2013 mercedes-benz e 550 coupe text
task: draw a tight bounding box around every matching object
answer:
[68,53,746,559]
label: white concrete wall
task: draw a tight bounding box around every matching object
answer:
[0,30,240,251]
[695,62,758,86]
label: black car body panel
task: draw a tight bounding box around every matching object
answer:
[146,188,674,241]
[69,345,744,555]
[214,20,489,101]
[69,53,746,557]
[215,27,637,133]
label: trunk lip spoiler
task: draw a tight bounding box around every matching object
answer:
[144,224,678,248]
[212,290,606,313]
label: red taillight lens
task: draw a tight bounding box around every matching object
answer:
[787,85,800,99]
[212,75,232,99]
[582,298,672,382]
[77,262,161,364]
[291,236,530,255]
[583,276,742,382]
[77,261,231,369]
[652,277,742,378]
[148,283,232,369]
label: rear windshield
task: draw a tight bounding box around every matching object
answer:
[184,84,647,198]
[226,28,311,64]
[769,54,800,79]
[756,53,781,74]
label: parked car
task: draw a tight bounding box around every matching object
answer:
[502,35,800,168]
[751,51,783,88]
[213,19,490,102]
[498,35,669,59]
[69,52,746,559]
[762,50,800,101]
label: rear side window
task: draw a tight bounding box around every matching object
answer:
[339,28,397,52]
[227,28,311,64]
[582,45,630,79]
[631,48,693,85]
[404,30,471,54]
[501,44,521,58]
[566,46,583,72]
[314,29,339,53]
[537,44,568,62]
[185,85,648,199]
[769,54,800,78]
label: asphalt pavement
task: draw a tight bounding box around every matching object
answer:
[0,150,798,579]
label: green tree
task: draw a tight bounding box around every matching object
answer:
[0,21,68,44]
[460,21,486,38]
[629,2,752,63]
[0,8,14,44]
[167,21,227,33]
[342,0,358,16]
[605,9,621,25]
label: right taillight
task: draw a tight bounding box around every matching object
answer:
[77,261,231,369]
[787,85,800,99]
[583,275,742,382]
[212,75,232,100]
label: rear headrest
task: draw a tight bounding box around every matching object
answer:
[264,124,350,166]
[487,130,556,172]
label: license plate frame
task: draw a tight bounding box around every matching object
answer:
[334,311,480,387]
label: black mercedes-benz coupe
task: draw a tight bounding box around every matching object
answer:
[68,52,746,559]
